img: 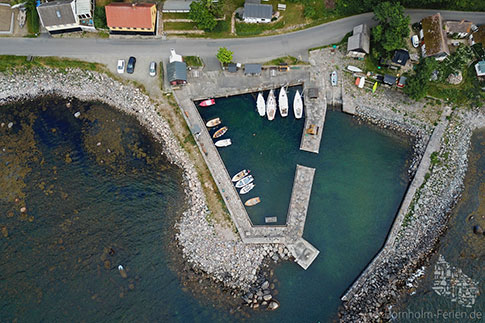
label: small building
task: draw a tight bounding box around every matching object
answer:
[383,74,397,86]
[397,76,407,88]
[169,48,183,63]
[421,13,450,61]
[444,20,473,38]
[162,0,194,13]
[244,63,262,75]
[308,88,318,99]
[470,25,485,46]
[475,61,485,77]
[105,3,157,35]
[37,0,95,34]
[347,24,370,58]
[227,63,237,73]
[392,49,410,67]
[167,61,187,85]
[243,3,272,23]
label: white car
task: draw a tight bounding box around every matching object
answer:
[412,35,420,48]
[117,59,125,74]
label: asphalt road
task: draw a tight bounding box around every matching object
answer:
[1,9,484,68]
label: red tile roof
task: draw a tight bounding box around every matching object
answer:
[105,3,155,29]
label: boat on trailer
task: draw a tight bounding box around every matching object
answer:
[206,117,221,127]
[244,197,261,206]
[266,90,277,121]
[278,86,288,117]
[215,139,232,147]
[240,183,255,194]
[232,169,250,182]
[235,175,253,188]
[293,90,303,119]
[212,126,228,138]
[257,92,265,117]
[199,99,215,107]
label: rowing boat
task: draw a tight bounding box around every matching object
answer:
[235,175,253,188]
[232,169,250,182]
[244,197,260,206]
[206,117,221,127]
[212,126,227,139]
[199,99,215,107]
[215,139,231,147]
[240,183,255,194]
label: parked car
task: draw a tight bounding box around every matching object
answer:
[117,59,125,74]
[412,35,419,48]
[127,57,136,74]
[330,71,338,86]
[149,61,156,77]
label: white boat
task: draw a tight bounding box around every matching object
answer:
[257,92,265,117]
[331,71,338,87]
[293,90,303,119]
[347,65,363,73]
[240,183,255,194]
[235,175,253,188]
[278,86,288,117]
[232,169,250,182]
[215,139,232,147]
[266,90,277,121]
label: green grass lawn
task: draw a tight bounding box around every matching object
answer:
[263,56,308,66]
[0,56,107,74]
[164,22,199,31]
[162,12,190,20]
[183,56,203,67]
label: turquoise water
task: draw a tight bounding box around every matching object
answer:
[198,90,413,322]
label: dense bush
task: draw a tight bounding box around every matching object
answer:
[94,6,107,30]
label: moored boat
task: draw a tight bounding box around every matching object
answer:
[240,183,255,194]
[206,117,221,127]
[257,92,265,117]
[266,90,276,121]
[232,169,250,182]
[244,197,260,206]
[212,126,228,139]
[293,90,303,119]
[215,139,232,147]
[235,175,253,188]
[278,86,288,117]
[199,99,215,107]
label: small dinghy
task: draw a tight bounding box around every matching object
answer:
[199,99,215,107]
[232,169,250,182]
[244,197,260,206]
[257,92,265,117]
[266,90,277,121]
[235,175,253,188]
[118,265,127,278]
[293,90,303,119]
[347,65,363,73]
[206,117,221,127]
[212,126,228,139]
[215,139,231,147]
[240,183,255,194]
[278,86,288,117]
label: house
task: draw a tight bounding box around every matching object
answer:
[105,3,157,35]
[444,20,473,38]
[347,24,370,58]
[392,49,410,67]
[475,61,485,77]
[397,76,407,88]
[162,0,194,13]
[244,63,262,75]
[421,13,450,61]
[243,2,272,23]
[383,74,397,86]
[37,0,94,34]
[167,61,187,85]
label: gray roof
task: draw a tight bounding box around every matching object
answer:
[244,63,261,74]
[353,24,369,35]
[347,33,370,54]
[162,0,194,12]
[37,1,76,27]
[384,74,397,85]
[167,61,187,82]
[243,3,272,20]
[245,0,261,3]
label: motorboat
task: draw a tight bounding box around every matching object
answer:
[235,175,253,188]
[257,92,265,117]
[278,86,288,117]
[215,139,232,147]
[266,90,276,121]
[200,99,215,107]
[244,197,260,206]
[206,117,221,127]
[293,90,303,119]
[212,126,228,138]
[232,169,250,182]
[331,71,338,87]
[240,183,255,194]
[347,65,363,73]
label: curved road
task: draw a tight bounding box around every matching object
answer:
[1,9,484,68]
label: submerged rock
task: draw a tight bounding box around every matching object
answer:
[267,300,280,310]
[472,225,483,235]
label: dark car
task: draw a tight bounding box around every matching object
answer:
[127,56,136,74]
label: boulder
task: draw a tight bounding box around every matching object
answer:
[263,294,272,301]
[268,300,280,310]
[261,281,269,290]
[473,225,483,235]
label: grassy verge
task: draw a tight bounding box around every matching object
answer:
[183,56,203,67]
[26,6,39,35]
[263,56,308,66]
[0,55,108,73]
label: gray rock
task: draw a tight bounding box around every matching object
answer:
[263,294,272,301]
[261,281,269,290]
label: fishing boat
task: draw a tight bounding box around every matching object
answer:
[199,99,215,107]
[244,197,260,206]
[331,71,338,87]
[235,175,253,188]
[215,139,232,147]
[257,92,265,117]
[206,117,221,127]
[266,89,277,121]
[347,65,363,73]
[212,126,228,139]
[278,86,288,117]
[232,169,250,182]
[293,90,303,119]
[240,183,255,194]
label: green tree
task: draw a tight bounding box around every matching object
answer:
[404,58,438,101]
[216,47,233,64]
[372,2,410,54]
[94,6,107,29]
[189,0,217,31]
